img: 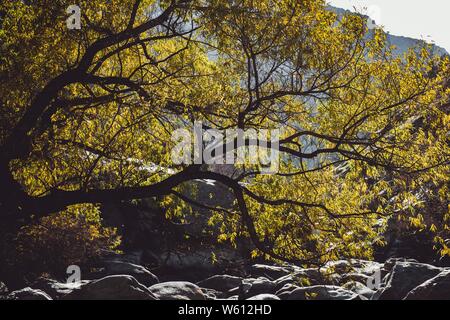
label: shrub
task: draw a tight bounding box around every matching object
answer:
[15,204,121,278]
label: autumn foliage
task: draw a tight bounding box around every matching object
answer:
[0,0,448,274]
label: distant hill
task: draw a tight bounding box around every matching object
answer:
[328,6,449,57]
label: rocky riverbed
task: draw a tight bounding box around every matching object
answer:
[2,257,450,300]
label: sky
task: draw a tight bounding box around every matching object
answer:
[328,0,450,52]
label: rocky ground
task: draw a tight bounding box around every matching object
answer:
[2,257,450,300]
[2,181,448,301]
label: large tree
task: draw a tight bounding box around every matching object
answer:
[0,0,449,264]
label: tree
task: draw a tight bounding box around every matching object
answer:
[0,0,448,264]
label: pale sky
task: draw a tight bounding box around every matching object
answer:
[328,0,450,52]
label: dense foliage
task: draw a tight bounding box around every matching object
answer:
[0,0,448,270]
[16,205,120,278]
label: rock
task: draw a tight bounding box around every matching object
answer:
[383,258,418,273]
[298,268,323,284]
[376,261,443,300]
[201,288,222,300]
[32,278,90,299]
[404,269,450,300]
[157,248,243,280]
[241,278,277,298]
[322,260,353,274]
[275,283,300,296]
[0,282,8,295]
[103,261,159,286]
[64,275,157,300]
[149,281,206,300]
[342,281,375,299]
[250,264,299,280]
[274,275,297,290]
[323,260,385,286]
[247,294,280,300]
[278,285,359,300]
[7,287,52,300]
[197,275,243,292]
[227,286,241,296]
[274,268,323,288]
[339,273,372,286]
[350,260,385,278]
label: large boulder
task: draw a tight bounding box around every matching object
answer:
[323,260,385,286]
[342,281,375,299]
[383,258,419,273]
[350,260,386,279]
[250,264,299,280]
[32,278,90,299]
[103,261,159,286]
[274,268,323,289]
[64,275,157,300]
[275,283,300,296]
[241,278,277,298]
[322,260,354,274]
[376,261,443,300]
[339,273,372,286]
[7,287,52,300]
[404,269,450,300]
[201,288,223,300]
[149,281,206,300]
[278,285,359,300]
[197,275,243,292]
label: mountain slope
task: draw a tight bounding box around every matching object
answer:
[329,6,448,57]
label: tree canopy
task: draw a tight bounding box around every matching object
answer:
[0,0,449,265]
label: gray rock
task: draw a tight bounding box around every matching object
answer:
[227,286,241,296]
[64,275,157,300]
[250,264,299,280]
[197,275,243,292]
[103,261,159,286]
[241,278,277,298]
[7,287,52,300]
[201,288,222,300]
[0,282,8,295]
[376,261,442,300]
[383,258,418,273]
[247,294,280,300]
[349,260,384,277]
[149,281,206,300]
[342,281,375,299]
[274,274,297,290]
[322,260,353,274]
[278,285,359,300]
[323,260,385,285]
[274,268,323,288]
[275,283,300,296]
[339,273,372,286]
[32,278,90,299]
[404,269,450,300]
